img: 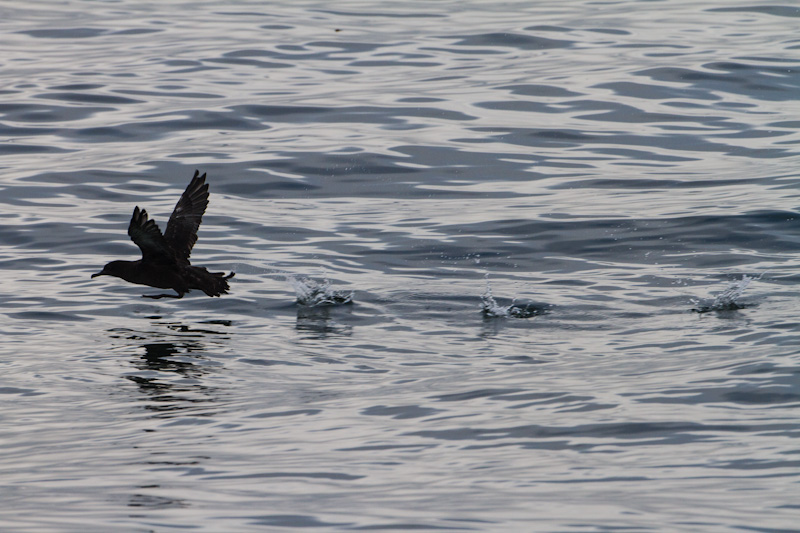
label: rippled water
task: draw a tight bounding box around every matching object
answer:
[2,1,800,531]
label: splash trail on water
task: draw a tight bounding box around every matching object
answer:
[480,274,544,319]
[691,275,755,313]
[289,276,354,307]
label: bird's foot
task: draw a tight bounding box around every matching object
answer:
[143,292,184,299]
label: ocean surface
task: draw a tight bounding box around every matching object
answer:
[1,1,799,531]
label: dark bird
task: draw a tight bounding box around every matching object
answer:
[92,170,234,299]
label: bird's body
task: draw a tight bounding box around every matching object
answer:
[92,170,233,299]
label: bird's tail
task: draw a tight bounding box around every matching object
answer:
[190,267,235,297]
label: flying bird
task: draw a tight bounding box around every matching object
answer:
[92,170,234,299]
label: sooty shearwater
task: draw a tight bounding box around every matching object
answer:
[92,170,234,299]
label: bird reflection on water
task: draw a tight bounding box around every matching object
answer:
[108,320,231,416]
[296,305,354,339]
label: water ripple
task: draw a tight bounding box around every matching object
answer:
[1,1,799,531]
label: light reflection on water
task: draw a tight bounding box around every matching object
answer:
[1,0,800,531]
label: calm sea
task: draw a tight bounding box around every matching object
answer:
[1,1,799,531]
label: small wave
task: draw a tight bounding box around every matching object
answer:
[480,275,544,318]
[289,276,353,307]
[691,275,754,313]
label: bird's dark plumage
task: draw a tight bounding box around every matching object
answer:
[92,170,234,299]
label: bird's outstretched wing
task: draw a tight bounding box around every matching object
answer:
[128,206,174,263]
[164,170,209,262]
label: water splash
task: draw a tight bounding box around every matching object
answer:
[289,276,353,307]
[691,275,754,313]
[480,275,542,318]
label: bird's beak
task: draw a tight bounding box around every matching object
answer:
[91,270,104,278]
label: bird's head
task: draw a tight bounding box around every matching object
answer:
[91,260,129,280]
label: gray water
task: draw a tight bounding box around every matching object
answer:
[2,1,800,531]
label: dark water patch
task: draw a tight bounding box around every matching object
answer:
[0,124,60,137]
[9,311,90,322]
[239,358,310,367]
[706,6,800,18]
[712,458,800,471]
[219,48,338,62]
[718,388,800,405]
[477,98,730,128]
[161,59,204,67]
[111,28,163,36]
[232,104,476,124]
[0,387,45,396]
[127,493,186,509]
[3,219,112,252]
[730,362,800,378]
[586,28,631,35]
[314,9,447,18]
[0,144,71,155]
[247,409,321,418]
[588,148,697,162]
[768,120,800,129]
[162,63,227,74]
[498,355,550,366]
[362,405,444,419]
[245,515,351,528]
[33,92,142,105]
[595,81,719,101]
[432,388,524,402]
[349,522,472,531]
[467,127,596,147]
[338,444,434,452]
[220,178,319,195]
[48,83,104,91]
[73,127,137,140]
[408,421,751,447]
[18,28,106,39]
[449,32,574,50]
[635,63,800,101]
[614,43,690,50]
[524,25,574,32]
[474,100,562,114]
[466,126,794,159]
[348,60,441,68]
[223,45,439,67]
[574,102,730,125]
[215,11,274,17]
[306,40,390,53]
[0,257,64,269]
[737,56,800,64]
[203,57,292,69]
[397,97,445,103]
[169,152,233,159]
[207,471,364,481]
[499,83,583,98]
[638,384,800,406]
[714,129,793,140]
[115,89,224,99]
